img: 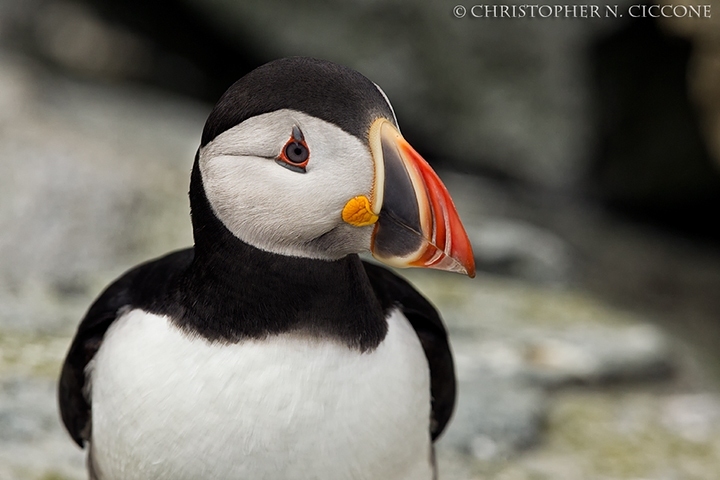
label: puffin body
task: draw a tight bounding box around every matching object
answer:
[59,58,475,480]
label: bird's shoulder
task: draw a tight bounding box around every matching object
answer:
[361,261,456,440]
[58,248,194,447]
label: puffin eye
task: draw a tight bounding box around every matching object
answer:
[285,142,308,164]
[276,126,310,173]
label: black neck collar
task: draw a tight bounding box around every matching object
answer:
[153,158,387,351]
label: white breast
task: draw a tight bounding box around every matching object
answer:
[87,308,433,480]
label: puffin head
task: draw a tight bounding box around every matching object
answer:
[194,57,475,277]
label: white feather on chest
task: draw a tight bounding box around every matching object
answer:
[87,308,433,480]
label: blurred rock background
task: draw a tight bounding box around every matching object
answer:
[1,0,720,478]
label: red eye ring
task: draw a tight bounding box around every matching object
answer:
[277,127,310,172]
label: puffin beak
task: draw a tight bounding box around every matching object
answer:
[343,118,475,277]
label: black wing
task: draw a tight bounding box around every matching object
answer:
[362,261,456,441]
[58,248,195,447]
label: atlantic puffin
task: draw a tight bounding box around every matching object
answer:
[59,57,475,480]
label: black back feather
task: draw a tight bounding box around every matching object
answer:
[58,248,194,447]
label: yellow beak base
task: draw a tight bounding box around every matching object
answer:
[342,195,379,227]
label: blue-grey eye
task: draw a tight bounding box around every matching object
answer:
[285,141,308,164]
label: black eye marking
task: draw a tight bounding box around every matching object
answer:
[292,125,304,142]
[277,125,310,173]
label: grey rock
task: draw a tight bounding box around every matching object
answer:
[438,373,546,461]
[0,51,204,334]
[436,322,674,460]
[661,393,720,443]
[0,377,85,480]
[0,378,57,442]
[402,267,679,464]
[467,218,573,285]
[519,323,675,386]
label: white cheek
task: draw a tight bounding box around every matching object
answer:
[199,110,376,260]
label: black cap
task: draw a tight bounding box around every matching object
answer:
[200,57,395,147]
